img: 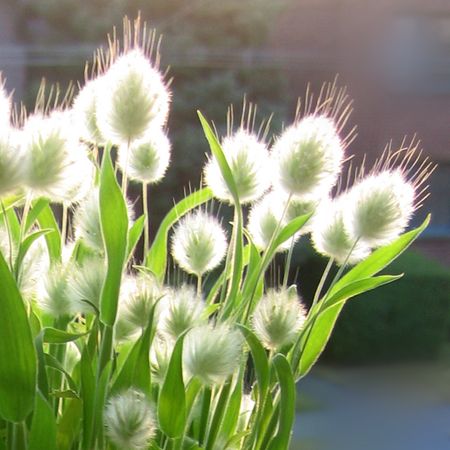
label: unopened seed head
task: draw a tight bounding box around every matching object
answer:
[171,210,227,276]
[247,192,292,252]
[271,115,343,198]
[118,128,171,184]
[158,284,205,341]
[150,337,174,384]
[104,389,156,450]
[344,170,415,247]
[183,323,243,385]
[204,129,272,204]
[252,287,307,350]
[311,196,370,264]
[96,49,170,145]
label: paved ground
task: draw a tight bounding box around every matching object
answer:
[291,364,450,450]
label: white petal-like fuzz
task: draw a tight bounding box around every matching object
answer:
[247,192,291,252]
[72,78,104,144]
[104,390,156,450]
[171,210,227,276]
[0,80,11,130]
[21,111,94,203]
[96,49,170,145]
[0,129,25,197]
[117,128,171,184]
[183,323,243,386]
[311,196,370,265]
[204,129,271,204]
[271,115,343,198]
[344,170,415,247]
[252,287,306,350]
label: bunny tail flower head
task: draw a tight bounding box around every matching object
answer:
[72,78,104,144]
[0,129,26,197]
[183,323,243,386]
[21,111,94,204]
[247,192,292,252]
[252,286,307,350]
[204,128,272,204]
[271,115,344,198]
[344,169,415,248]
[96,49,170,145]
[117,128,171,184]
[158,284,205,341]
[171,210,227,276]
[104,389,156,450]
[312,196,370,265]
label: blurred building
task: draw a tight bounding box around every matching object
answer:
[268,0,450,263]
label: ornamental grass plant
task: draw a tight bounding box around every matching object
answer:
[0,16,435,450]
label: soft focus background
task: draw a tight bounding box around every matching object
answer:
[1,1,449,449]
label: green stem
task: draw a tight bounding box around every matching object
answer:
[197,274,202,297]
[61,204,68,248]
[282,237,296,288]
[311,257,334,307]
[142,182,150,254]
[19,192,32,244]
[121,140,131,198]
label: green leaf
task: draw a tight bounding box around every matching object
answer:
[236,325,269,402]
[25,198,49,232]
[158,333,186,439]
[80,348,96,450]
[36,203,61,262]
[198,111,244,312]
[328,215,430,298]
[267,354,295,450]
[44,353,78,393]
[322,274,403,312]
[56,398,82,450]
[126,214,145,262]
[42,327,89,344]
[29,391,57,450]
[298,218,430,378]
[99,147,129,326]
[145,187,213,281]
[0,250,36,422]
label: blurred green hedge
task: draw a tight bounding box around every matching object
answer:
[320,249,450,363]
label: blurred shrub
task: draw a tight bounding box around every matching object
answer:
[322,250,450,363]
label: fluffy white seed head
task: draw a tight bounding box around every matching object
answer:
[67,257,106,314]
[117,128,171,184]
[344,170,415,247]
[96,49,170,145]
[271,115,344,198]
[37,262,76,317]
[204,129,272,204]
[0,129,25,197]
[171,210,227,276]
[72,78,104,144]
[21,112,94,203]
[183,323,243,386]
[119,273,165,334]
[285,194,319,235]
[104,389,156,450]
[311,196,370,265]
[0,79,11,130]
[247,192,291,252]
[158,285,205,341]
[252,287,307,350]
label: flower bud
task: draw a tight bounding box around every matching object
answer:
[271,115,343,198]
[183,324,243,385]
[117,128,171,184]
[171,210,227,276]
[252,287,307,350]
[311,197,370,264]
[104,389,156,450]
[204,129,271,204]
[96,49,170,145]
[344,170,415,247]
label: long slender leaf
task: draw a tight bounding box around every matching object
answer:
[36,203,61,262]
[28,391,57,450]
[126,214,145,262]
[42,327,89,344]
[99,147,128,326]
[158,334,186,439]
[0,250,36,422]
